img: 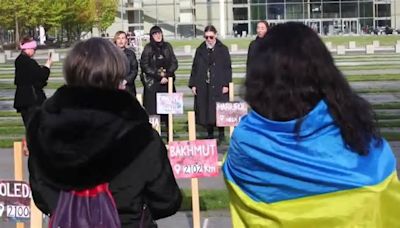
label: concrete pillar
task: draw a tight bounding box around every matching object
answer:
[0,53,5,63]
[396,44,400,53]
[230,44,238,52]
[373,40,380,48]
[325,41,332,50]
[366,45,374,54]
[184,45,191,54]
[219,0,226,39]
[4,50,12,59]
[337,45,346,55]
[349,41,356,49]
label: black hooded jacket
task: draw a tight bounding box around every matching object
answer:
[27,86,182,227]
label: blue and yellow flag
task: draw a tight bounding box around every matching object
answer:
[222,100,400,228]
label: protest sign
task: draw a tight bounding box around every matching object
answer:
[156,93,183,114]
[0,180,31,222]
[149,115,161,133]
[216,101,248,127]
[168,139,219,179]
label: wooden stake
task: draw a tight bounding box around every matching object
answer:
[229,82,235,137]
[13,142,25,228]
[168,79,174,143]
[188,111,201,228]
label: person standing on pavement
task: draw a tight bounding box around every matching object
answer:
[14,36,52,127]
[114,31,138,96]
[189,25,232,141]
[26,38,182,227]
[223,22,400,227]
[246,20,269,71]
[140,26,178,132]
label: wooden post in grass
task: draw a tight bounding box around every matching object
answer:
[13,142,25,228]
[168,79,174,143]
[229,82,235,137]
[136,93,143,106]
[188,111,201,228]
[14,142,43,228]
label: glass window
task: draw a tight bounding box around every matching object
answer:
[267,0,284,3]
[251,5,267,20]
[233,7,249,20]
[310,0,321,2]
[267,4,284,20]
[359,19,373,34]
[375,4,391,17]
[323,3,339,18]
[376,19,391,27]
[286,0,302,2]
[127,10,143,24]
[341,3,358,18]
[360,2,373,18]
[286,4,303,19]
[251,0,267,3]
[310,3,322,18]
[233,0,248,4]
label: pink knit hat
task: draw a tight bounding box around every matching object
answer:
[20,40,37,50]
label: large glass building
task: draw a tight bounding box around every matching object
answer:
[109,0,399,37]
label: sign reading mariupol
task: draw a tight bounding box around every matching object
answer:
[156,93,183,114]
[168,140,219,179]
[0,180,31,222]
[216,102,248,127]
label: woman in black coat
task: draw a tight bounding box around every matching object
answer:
[189,25,232,141]
[140,26,178,125]
[13,36,52,127]
[114,31,139,96]
[27,38,182,228]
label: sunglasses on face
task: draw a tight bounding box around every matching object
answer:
[204,36,215,40]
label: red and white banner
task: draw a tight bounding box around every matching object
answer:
[216,102,248,127]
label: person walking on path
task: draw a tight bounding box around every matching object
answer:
[27,37,182,227]
[14,36,52,127]
[140,26,178,132]
[189,25,232,141]
[223,22,400,227]
[114,31,139,96]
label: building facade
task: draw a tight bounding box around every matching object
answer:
[108,0,399,37]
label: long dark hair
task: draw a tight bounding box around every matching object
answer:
[245,22,380,155]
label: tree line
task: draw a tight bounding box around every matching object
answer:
[0,0,118,49]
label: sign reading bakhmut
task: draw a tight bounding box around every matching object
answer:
[216,102,248,127]
[156,93,183,114]
[0,180,31,222]
[168,140,219,179]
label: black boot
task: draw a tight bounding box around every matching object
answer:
[218,127,225,142]
[206,126,214,139]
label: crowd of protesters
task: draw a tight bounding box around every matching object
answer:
[13,21,399,227]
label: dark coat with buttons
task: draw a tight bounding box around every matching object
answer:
[188,40,232,126]
[27,86,182,227]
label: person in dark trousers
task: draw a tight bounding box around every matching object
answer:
[189,25,232,142]
[246,20,269,71]
[27,38,182,228]
[114,31,138,96]
[140,26,178,132]
[14,36,52,127]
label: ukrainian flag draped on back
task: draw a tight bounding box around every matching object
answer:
[222,100,400,228]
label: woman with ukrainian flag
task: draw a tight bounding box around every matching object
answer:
[222,22,400,227]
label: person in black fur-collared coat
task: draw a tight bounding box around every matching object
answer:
[26,38,181,228]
